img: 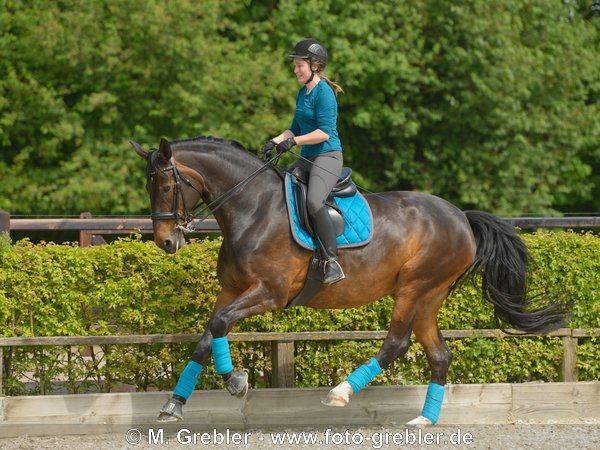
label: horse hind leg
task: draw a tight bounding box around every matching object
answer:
[406,289,453,428]
[323,293,417,407]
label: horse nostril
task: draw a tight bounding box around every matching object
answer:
[164,240,173,251]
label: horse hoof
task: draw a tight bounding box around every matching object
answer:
[322,381,353,407]
[406,415,433,428]
[157,397,184,422]
[322,392,349,407]
[225,371,248,399]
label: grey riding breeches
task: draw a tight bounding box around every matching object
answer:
[293,151,343,216]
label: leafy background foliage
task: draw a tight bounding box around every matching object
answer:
[1,0,599,215]
[0,231,597,395]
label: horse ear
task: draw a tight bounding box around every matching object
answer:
[130,140,149,160]
[159,138,172,161]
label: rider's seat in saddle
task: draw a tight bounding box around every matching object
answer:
[289,166,356,238]
[283,166,373,308]
[284,166,373,251]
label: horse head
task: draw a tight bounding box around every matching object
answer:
[131,139,205,253]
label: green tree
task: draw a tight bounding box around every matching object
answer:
[269,0,600,214]
[0,0,291,214]
[0,0,599,216]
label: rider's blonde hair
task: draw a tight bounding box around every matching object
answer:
[311,61,344,96]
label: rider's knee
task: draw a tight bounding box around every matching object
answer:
[307,198,326,217]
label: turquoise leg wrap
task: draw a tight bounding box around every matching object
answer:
[173,360,203,400]
[421,382,445,424]
[212,336,234,375]
[345,358,382,393]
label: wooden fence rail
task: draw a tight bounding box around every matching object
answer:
[0,211,220,246]
[1,211,599,247]
[1,328,598,395]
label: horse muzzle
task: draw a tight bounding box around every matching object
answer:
[155,227,186,254]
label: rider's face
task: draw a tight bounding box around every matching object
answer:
[293,58,315,84]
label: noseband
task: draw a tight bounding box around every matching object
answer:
[149,151,280,233]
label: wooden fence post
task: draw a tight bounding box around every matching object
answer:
[79,212,92,247]
[271,340,295,388]
[0,210,10,236]
[561,335,578,382]
[0,347,3,395]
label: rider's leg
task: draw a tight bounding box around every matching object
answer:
[306,151,344,284]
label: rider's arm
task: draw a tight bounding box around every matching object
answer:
[271,128,329,146]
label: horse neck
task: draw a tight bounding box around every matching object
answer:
[174,143,283,236]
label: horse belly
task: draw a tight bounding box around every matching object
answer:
[306,255,399,309]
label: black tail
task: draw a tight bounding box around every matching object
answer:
[464,211,572,334]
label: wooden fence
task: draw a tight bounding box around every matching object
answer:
[1,213,598,393]
[1,328,598,395]
[1,211,599,247]
[0,211,220,246]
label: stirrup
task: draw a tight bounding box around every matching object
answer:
[323,259,345,284]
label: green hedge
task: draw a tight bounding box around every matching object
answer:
[0,231,598,395]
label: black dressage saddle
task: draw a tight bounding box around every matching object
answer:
[288,166,357,238]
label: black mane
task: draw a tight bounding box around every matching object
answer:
[147,135,284,179]
[171,135,246,152]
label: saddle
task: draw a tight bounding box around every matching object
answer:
[284,166,373,309]
[289,166,357,238]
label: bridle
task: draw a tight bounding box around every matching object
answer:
[149,151,280,233]
[149,156,203,231]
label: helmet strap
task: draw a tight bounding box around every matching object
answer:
[305,61,319,86]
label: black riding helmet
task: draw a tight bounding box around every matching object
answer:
[288,38,328,85]
[287,38,328,66]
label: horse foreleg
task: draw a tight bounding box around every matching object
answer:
[158,330,248,422]
[158,283,281,422]
[157,328,213,422]
[323,299,416,407]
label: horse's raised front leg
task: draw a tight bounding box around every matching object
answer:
[158,283,282,422]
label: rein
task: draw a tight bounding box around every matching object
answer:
[151,152,281,233]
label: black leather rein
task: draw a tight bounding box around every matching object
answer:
[150,153,280,233]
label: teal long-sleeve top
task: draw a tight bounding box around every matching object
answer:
[290,80,342,157]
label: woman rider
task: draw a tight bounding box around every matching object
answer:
[262,38,345,284]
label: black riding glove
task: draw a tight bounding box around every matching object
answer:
[261,140,276,159]
[276,137,296,155]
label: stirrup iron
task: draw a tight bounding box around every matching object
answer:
[323,258,345,284]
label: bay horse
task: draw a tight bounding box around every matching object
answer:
[131,136,570,427]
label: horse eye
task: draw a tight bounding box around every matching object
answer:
[162,185,171,193]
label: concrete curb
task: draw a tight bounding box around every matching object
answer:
[1,382,598,437]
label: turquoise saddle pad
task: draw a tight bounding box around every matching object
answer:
[284,173,373,250]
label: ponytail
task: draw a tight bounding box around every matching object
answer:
[309,59,344,95]
[322,76,344,96]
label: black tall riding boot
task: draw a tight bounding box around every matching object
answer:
[311,206,345,284]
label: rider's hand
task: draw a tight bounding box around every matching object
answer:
[275,137,296,155]
[261,140,276,159]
